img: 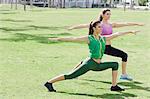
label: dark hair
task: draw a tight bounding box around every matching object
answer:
[99,9,111,21]
[89,21,101,35]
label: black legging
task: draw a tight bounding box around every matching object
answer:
[105,45,128,62]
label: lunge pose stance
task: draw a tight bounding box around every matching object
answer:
[45,21,139,92]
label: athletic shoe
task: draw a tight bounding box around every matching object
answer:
[111,85,125,91]
[44,82,56,92]
[120,74,133,81]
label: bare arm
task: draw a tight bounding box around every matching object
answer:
[48,36,89,43]
[105,30,140,41]
[68,24,89,30]
[112,22,144,28]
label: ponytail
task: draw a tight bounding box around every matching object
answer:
[89,21,93,35]
[99,15,103,21]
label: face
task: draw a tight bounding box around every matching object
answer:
[102,11,111,20]
[93,23,102,34]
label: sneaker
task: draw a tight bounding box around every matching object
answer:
[120,74,133,81]
[44,82,56,92]
[111,85,125,91]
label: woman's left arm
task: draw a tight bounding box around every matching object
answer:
[112,22,144,28]
[105,30,140,41]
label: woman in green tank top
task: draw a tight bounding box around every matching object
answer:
[45,21,139,92]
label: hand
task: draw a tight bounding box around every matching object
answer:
[136,23,144,26]
[64,26,72,30]
[67,27,73,30]
[130,30,140,35]
[48,38,59,41]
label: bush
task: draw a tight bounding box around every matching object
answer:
[138,0,148,6]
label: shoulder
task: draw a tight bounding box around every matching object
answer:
[101,36,106,42]
[111,22,123,27]
[88,35,94,43]
[110,22,116,26]
[88,35,93,39]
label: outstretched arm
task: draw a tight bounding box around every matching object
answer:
[105,30,140,41]
[68,24,89,30]
[112,22,144,28]
[48,36,89,43]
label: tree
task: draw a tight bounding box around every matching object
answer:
[124,0,126,11]
[49,0,55,8]
[109,0,112,7]
[23,0,26,11]
[48,0,51,8]
[75,0,77,8]
[63,0,65,8]
[43,0,47,8]
[104,0,107,8]
[57,0,62,8]
[15,0,18,9]
[10,0,13,9]
[85,0,89,8]
[138,0,148,6]
[130,0,134,9]
[30,0,33,8]
[52,0,54,7]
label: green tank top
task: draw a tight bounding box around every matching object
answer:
[88,35,106,59]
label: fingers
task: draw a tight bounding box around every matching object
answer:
[48,38,58,41]
[64,26,72,30]
[68,28,73,30]
[138,23,145,26]
[131,30,140,35]
[135,30,140,33]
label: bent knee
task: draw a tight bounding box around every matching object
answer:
[122,52,128,62]
[112,62,119,71]
[64,74,77,80]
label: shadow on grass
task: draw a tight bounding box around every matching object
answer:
[57,91,137,99]
[0,27,33,32]
[0,11,17,14]
[48,33,72,36]
[55,79,146,98]
[118,82,150,91]
[0,19,32,22]
[81,79,150,92]
[27,25,67,30]
[0,25,67,32]
[30,9,49,12]
[0,33,72,44]
[0,10,11,11]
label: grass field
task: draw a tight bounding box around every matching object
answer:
[0,4,150,99]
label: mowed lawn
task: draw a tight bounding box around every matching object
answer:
[0,4,150,99]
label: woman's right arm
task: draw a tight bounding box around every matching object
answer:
[68,12,101,30]
[48,36,89,43]
[68,24,89,30]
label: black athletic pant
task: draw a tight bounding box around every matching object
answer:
[79,45,128,65]
[104,45,128,62]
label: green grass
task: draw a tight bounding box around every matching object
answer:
[0,4,150,99]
